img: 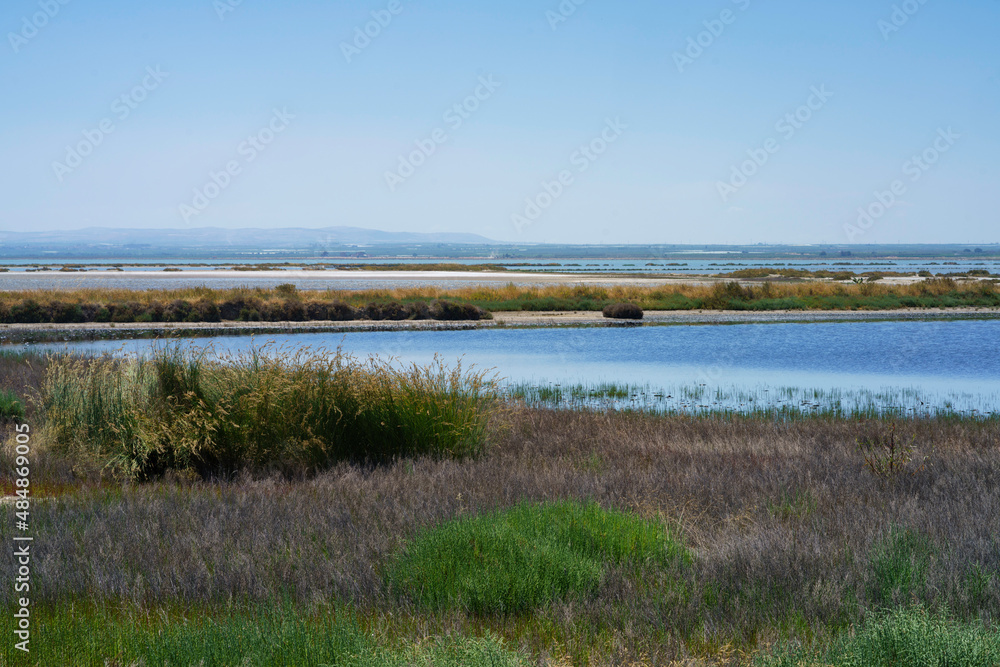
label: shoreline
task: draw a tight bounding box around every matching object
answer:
[2,269,985,289]
[2,307,998,344]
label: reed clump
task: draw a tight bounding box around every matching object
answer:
[42,346,499,479]
[602,302,644,319]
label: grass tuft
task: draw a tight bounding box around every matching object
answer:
[868,527,935,608]
[759,604,1000,667]
[387,500,690,615]
[0,388,25,422]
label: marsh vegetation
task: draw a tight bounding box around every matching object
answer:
[0,278,997,326]
[1,349,998,665]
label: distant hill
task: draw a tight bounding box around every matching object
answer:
[0,226,495,251]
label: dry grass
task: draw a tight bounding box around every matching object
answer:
[2,408,998,663]
[0,277,996,324]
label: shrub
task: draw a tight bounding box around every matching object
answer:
[305,301,330,321]
[219,299,248,321]
[163,300,192,323]
[429,300,490,321]
[9,299,47,323]
[50,301,85,324]
[406,301,430,320]
[237,307,261,322]
[191,299,221,322]
[388,500,689,615]
[602,302,644,320]
[279,299,306,321]
[365,301,410,321]
[111,303,141,323]
[856,422,924,479]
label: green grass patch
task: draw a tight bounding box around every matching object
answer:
[387,500,690,615]
[758,604,1000,667]
[0,388,25,421]
[0,603,529,667]
[868,527,934,608]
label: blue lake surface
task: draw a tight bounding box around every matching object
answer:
[20,320,1000,416]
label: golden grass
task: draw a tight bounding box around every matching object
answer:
[0,277,995,310]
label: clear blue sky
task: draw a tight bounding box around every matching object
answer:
[1,0,998,244]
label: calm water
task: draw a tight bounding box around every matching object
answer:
[19,320,1000,416]
[0,257,996,292]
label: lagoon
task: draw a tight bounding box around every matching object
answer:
[21,319,1000,417]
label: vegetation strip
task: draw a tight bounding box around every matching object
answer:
[0,278,998,327]
[2,349,999,664]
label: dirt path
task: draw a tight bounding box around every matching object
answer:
[1,307,998,345]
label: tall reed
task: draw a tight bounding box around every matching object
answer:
[42,345,499,479]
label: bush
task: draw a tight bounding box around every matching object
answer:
[328,301,359,321]
[278,299,306,321]
[856,422,924,479]
[388,500,690,615]
[163,300,192,323]
[43,346,499,479]
[365,301,410,321]
[9,299,47,323]
[602,303,644,320]
[111,303,141,323]
[429,300,490,321]
[50,301,86,324]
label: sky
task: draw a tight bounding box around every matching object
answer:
[1,0,998,245]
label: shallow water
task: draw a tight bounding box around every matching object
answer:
[20,320,1000,416]
[0,256,996,291]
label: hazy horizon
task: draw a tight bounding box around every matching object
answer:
[2,0,998,245]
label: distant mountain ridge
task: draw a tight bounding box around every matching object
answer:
[0,226,495,249]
